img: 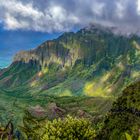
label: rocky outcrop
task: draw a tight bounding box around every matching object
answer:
[13,40,81,68]
[28,105,46,118]
[46,103,66,120]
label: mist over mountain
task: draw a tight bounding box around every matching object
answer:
[1,24,140,97]
[1,0,140,139]
[0,23,140,139]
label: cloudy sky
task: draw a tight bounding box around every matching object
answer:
[0,0,140,68]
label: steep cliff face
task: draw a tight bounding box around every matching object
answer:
[13,41,76,68]
[1,25,140,96]
[13,33,81,68]
[13,25,132,69]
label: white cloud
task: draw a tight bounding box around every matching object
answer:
[116,2,125,19]
[0,0,140,33]
[0,0,44,30]
[91,1,105,16]
[137,0,140,14]
[4,13,33,30]
[0,0,43,18]
[0,0,80,32]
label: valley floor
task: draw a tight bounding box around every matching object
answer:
[0,88,114,127]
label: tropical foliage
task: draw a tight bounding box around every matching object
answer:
[21,114,96,140]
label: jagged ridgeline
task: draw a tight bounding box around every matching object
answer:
[1,25,140,96]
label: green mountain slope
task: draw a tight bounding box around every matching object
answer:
[1,25,140,97]
[98,81,140,140]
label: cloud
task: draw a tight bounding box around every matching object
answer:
[137,0,140,14]
[0,0,140,34]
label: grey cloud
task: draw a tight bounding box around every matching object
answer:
[0,0,140,34]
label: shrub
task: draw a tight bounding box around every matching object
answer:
[41,115,96,140]
[21,113,96,140]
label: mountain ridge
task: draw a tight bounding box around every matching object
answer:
[1,24,140,97]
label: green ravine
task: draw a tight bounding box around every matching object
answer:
[1,24,140,139]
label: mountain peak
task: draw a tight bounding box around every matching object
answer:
[84,23,111,33]
[84,23,137,37]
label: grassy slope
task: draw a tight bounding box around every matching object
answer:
[0,58,136,127]
[1,28,140,131]
[0,87,114,127]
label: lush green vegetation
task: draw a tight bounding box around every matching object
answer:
[98,81,140,140]
[1,25,140,139]
[1,26,140,97]
[21,115,96,140]
[0,88,114,126]
[0,91,110,139]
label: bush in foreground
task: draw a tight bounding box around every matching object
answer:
[41,115,96,140]
[22,114,96,140]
